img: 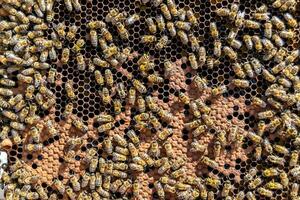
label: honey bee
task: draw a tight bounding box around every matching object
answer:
[262,22,273,39]
[181,9,195,26]
[234,11,245,27]
[145,18,157,34]
[291,183,299,198]
[205,177,220,189]
[103,69,114,87]
[156,128,172,141]
[65,25,78,41]
[284,13,298,28]
[157,158,171,174]
[190,101,201,118]
[269,116,282,133]
[286,49,300,64]
[274,48,287,65]
[265,180,283,190]
[262,137,273,154]
[155,35,169,50]
[213,39,222,58]
[229,3,239,20]
[190,139,206,153]
[115,146,130,157]
[47,68,56,84]
[209,22,219,39]
[100,87,111,105]
[61,48,70,64]
[262,69,276,83]
[249,177,263,190]
[3,110,18,121]
[54,23,66,38]
[247,131,263,144]
[268,97,283,110]
[39,49,49,63]
[112,99,121,115]
[289,150,299,167]
[154,15,165,32]
[257,187,273,198]
[245,20,261,29]
[124,14,140,27]
[197,46,206,67]
[263,36,276,50]
[263,47,277,61]
[201,156,219,169]
[116,22,129,40]
[141,35,157,44]
[25,85,35,100]
[53,179,65,194]
[62,103,73,118]
[232,79,250,88]
[211,85,227,96]
[232,62,245,78]
[177,30,188,45]
[243,168,257,183]
[229,38,242,49]
[72,118,88,133]
[64,186,76,200]
[271,16,285,30]
[133,79,147,94]
[252,35,263,52]
[262,168,279,179]
[76,53,86,71]
[118,180,132,195]
[103,44,118,59]
[175,21,191,32]
[227,28,239,41]
[280,30,295,39]
[63,0,73,11]
[216,7,230,17]
[72,39,85,53]
[16,74,33,85]
[253,12,270,21]
[93,58,109,68]
[191,124,206,137]
[258,110,276,119]
[129,163,144,172]
[87,29,98,48]
[273,144,289,155]
[157,108,173,122]
[33,61,51,70]
[112,134,127,147]
[72,0,81,12]
[65,80,76,100]
[127,87,136,106]
[267,155,285,166]
[10,121,25,131]
[97,121,114,133]
[25,144,43,152]
[81,173,90,188]
[193,75,208,91]
[159,3,171,20]
[223,46,237,60]
[36,185,48,200]
[110,179,123,193]
[221,180,232,197]
[228,125,239,143]
[124,130,139,146]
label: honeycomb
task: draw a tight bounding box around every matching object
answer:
[0,0,300,199]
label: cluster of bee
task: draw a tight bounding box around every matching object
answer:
[0,0,300,199]
[0,0,64,146]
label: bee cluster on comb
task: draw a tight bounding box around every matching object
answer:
[0,0,300,199]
